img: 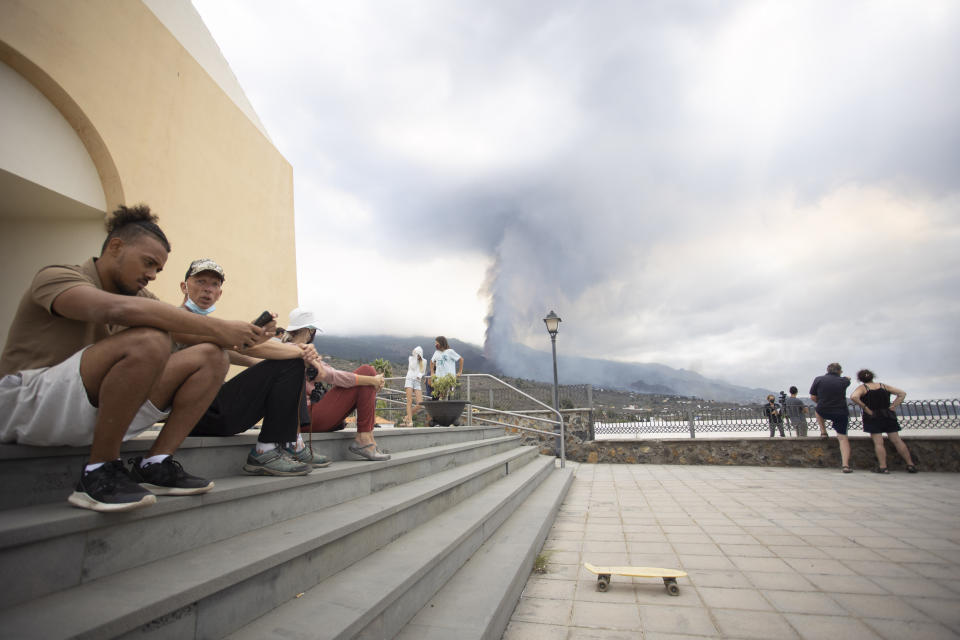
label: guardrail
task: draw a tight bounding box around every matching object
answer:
[595,399,960,439]
[378,373,567,467]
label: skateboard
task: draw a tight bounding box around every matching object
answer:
[583,562,687,595]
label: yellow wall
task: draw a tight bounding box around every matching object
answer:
[0,0,298,332]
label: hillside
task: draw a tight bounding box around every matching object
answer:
[313,335,772,403]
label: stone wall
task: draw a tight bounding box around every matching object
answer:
[500,411,960,472]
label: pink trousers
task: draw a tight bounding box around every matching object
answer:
[304,365,377,433]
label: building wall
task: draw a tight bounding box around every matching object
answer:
[0,0,298,337]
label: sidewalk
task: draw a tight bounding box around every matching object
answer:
[504,463,960,639]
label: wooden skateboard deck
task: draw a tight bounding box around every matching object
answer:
[584,562,687,595]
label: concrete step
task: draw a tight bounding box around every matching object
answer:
[225,456,561,640]
[0,445,543,639]
[397,465,574,640]
[0,434,525,610]
[0,425,507,509]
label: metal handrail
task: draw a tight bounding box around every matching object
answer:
[379,373,566,467]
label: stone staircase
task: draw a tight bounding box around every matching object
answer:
[0,425,572,639]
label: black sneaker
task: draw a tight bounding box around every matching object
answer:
[67,460,157,513]
[128,456,214,495]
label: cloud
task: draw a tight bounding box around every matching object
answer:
[195,0,960,397]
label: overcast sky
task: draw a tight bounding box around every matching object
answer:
[194,0,959,398]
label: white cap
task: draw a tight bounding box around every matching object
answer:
[287,307,323,333]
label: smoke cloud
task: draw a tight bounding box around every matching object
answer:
[195,0,960,397]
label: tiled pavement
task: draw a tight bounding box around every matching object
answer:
[503,463,960,639]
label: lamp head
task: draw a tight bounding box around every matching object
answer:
[543,310,562,337]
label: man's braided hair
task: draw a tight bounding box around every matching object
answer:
[100,204,171,254]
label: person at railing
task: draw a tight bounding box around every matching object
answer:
[810,363,853,472]
[764,395,785,437]
[850,369,917,474]
[289,312,390,461]
[783,386,810,437]
[430,336,463,381]
[401,346,426,427]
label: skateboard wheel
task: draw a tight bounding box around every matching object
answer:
[666,582,680,596]
[597,575,610,592]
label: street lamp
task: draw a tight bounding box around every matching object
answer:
[543,311,563,466]
[543,311,561,411]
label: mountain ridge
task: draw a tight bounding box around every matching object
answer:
[314,334,772,403]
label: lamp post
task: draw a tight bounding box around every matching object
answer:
[543,311,561,411]
[543,310,564,467]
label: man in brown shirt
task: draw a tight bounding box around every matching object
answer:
[0,205,268,512]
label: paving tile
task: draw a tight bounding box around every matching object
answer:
[711,533,758,545]
[581,540,626,554]
[831,593,928,621]
[697,586,774,610]
[848,535,914,549]
[747,572,818,592]
[522,578,578,601]
[567,627,639,640]
[544,539,583,553]
[771,545,830,559]
[627,553,681,567]
[871,548,946,563]
[903,596,960,628]
[785,558,857,576]
[861,617,958,640]
[512,596,573,625]
[501,620,569,640]
[841,559,919,578]
[712,608,799,639]
[677,554,736,570]
[782,613,882,640]
[643,632,723,640]
[633,584,704,607]
[932,578,960,596]
[638,604,718,636]
[665,533,710,544]
[671,542,722,556]
[582,552,630,566]
[764,589,846,615]
[898,562,956,580]
[721,544,776,558]
[625,541,674,555]
[805,574,889,595]
[730,556,794,573]
[686,569,752,589]
[822,546,885,561]
[570,600,642,631]
[539,563,581,581]
[624,531,669,542]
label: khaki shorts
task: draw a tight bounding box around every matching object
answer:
[0,347,169,447]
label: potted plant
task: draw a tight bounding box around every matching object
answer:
[421,374,467,426]
[371,358,394,424]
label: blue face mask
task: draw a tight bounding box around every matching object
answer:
[184,297,215,315]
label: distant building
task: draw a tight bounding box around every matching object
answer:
[0,0,298,335]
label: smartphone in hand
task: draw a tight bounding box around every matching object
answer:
[252,310,273,327]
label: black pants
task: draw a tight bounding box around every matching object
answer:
[191,359,307,443]
[769,419,785,437]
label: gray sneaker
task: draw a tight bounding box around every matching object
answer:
[283,444,331,468]
[243,447,311,476]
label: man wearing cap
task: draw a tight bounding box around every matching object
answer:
[0,206,267,513]
[176,259,328,475]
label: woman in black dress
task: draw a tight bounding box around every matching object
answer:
[850,369,917,473]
